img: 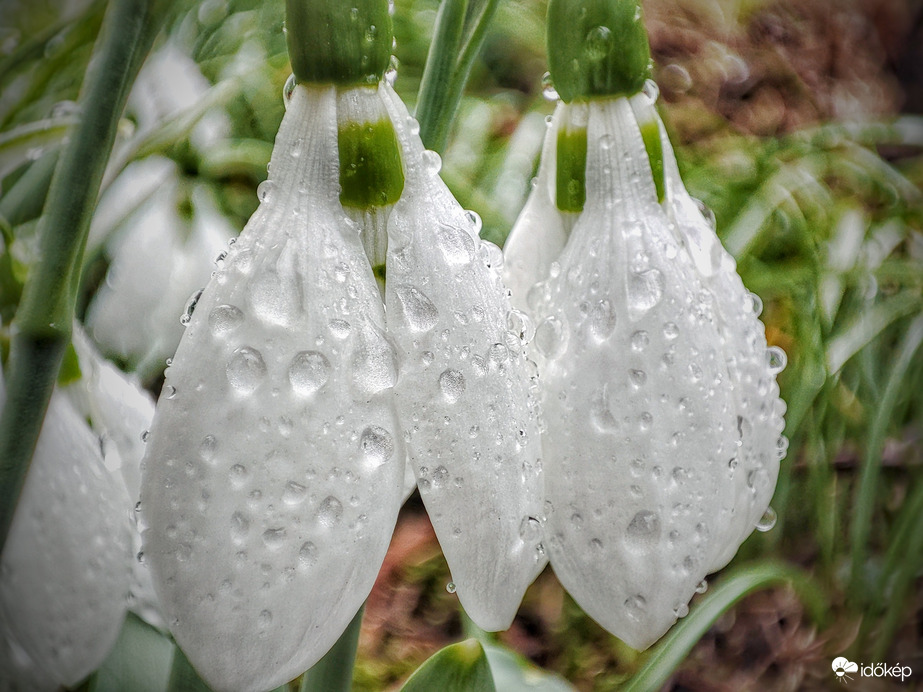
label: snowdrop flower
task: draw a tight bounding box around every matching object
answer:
[0,366,131,691]
[86,173,234,379]
[140,1,541,689]
[503,0,785,650]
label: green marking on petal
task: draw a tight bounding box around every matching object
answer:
[556,126,587,213]
[639,117,665,203]
[338,118,404,210]
[546,0,652,102]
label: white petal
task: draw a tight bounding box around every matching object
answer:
[502,102,569,312]
[534,98,739,650]
[0,384,130,689]
[70,326,166,629]
[140,85,404,692]
[657,110,785,571]
[381,84,546,631]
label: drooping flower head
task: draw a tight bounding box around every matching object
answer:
[140,0,545,688]
[0,369,131,692]
[503,0,786,650]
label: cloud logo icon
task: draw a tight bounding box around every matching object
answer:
[832,657,859,683]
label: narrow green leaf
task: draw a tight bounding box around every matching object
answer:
[0,117,77,179]
[88,614,174,692]
[401,639,496,692]
[826,291,921,374]
[623,561,826,692]
[848,313,923,599]
[483,643,575,692]
[167,646,212,692]
[298,605,364,692]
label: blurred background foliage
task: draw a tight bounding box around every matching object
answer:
[1,0,922,689]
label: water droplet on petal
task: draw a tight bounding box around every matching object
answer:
[624,594,648,622]
[181,289,204,326]
[695,579,708,594]
[630,330,650,351]
[756,506,777,532]
[283,73,296,106]
[359,426,395,465]
[673,602,690,618]
[317,496,343,526]
[289,351,330,395]
[589,299,616,340]
[421,149,441,174]
[209,304,244,336]
[257,180,274,203]
[535,316,566,358]
[642,78,660,103]
[299,541,318,567]
[446,581,457,593]
[541,71,559,101]
[507,309,535,344]
[584,25,612,61]
[439,369,466,403]
[394,285,439,332]
[519,516,542,542]
[625,510,661,548]
[628,269,665,316]
[227,347,267,394]
[767,346,787,373]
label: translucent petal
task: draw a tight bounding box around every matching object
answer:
[140,85,404,692]
[70,327,165,629]
[655,105,785,571]
[0,383,130,689]
[380,84,546,631]
[533,98,738,650]
[502,102,569,312]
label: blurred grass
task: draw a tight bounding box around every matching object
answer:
[1,0,921,689]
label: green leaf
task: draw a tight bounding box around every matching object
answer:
[88,614,174,692]
[401,639,496,692]
[167,646,212,692]
[623,561,827,692]
[298,605,364,692]
[483,643,575,692]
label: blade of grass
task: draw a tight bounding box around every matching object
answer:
[826,291,921,374]
[415,0,501,153]
[848,312,923,601]
[622,561,826,692]
[0,0,166,553]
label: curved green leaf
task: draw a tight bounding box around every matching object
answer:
[401,639,496,692]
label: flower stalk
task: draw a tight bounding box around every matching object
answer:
[0,0,165,554]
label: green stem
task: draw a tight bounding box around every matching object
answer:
[415,0,501,153]
[298,605,365,692]
[0,0,165,555]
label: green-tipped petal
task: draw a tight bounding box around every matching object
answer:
[286,0,393,86]
[546,0,651,102]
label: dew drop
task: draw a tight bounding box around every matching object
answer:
[282,481,307,505]
[227,347,267,394]
[140,429,150,443]
[328,319,352,339]
[394,285,439,332]
[693,197,716,230]
[624,594,647,622]
[261,527,286,549]
[628,269,665,316]
[282,73,296,106]
[662,321,679,340]
[257,180,274,203]
[630,330,650,352]
[289,351,330,395]
[519,516,542,542]
[437,223,477,264]
[446,582,457,594]
[258,609,272,627]
[748,291,763,316]
[642,78,660,103]
[661,63,692,93]
[298,541,318,567]
[629,369,647,388]
[534,316,565,358]
[317,496,343,526]
[673,603,690,618]
[439,369,466,403]
[180,289,203,326]
[756,506,777,532]
[695,579,708,594]
[507,309,535,344]
[421,149,441,174]
[230,511,250,541]
[589,299,616,340]
[625,510,661,547]
[199,434,217,462]
[359,426,395,465]
[540,71,559,101]
[229,464,248,487]
[767,346,787,373]
[584,25,612,61]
